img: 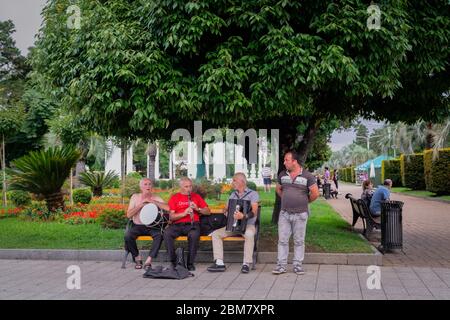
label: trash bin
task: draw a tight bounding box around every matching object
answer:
[379,200,404,253]
[323,183,331,199]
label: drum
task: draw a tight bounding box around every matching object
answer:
[225,198,251,234]
[139,203,168,228]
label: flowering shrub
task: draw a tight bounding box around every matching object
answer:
[0,207,24,219]
[97,208,128,229]
[88,203,127,212]
[7,190,32,207]
[90,196,124,204]
[20,202,57,221]
[221,184,233,194]
[61,211,98,225]
[103,188,121,196]
[57,203,127,225]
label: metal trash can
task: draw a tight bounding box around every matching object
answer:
[323,183,331,199]
[379,200,404,253]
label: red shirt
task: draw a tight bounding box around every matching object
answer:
[168,192,208,224]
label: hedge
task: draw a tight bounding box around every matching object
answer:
[400,153,426,190]
[338,168,345,182]
[381,159,402,187]
[424,148,450,195]
[346,167,354,183]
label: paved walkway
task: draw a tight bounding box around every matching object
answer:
[327,183,450,268]
[1,259,449,300]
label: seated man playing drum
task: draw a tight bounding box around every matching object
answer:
[164,177,210,271]
[207,173,259,274]
[125,178,169,270]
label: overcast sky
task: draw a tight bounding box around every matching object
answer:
[0,0,384,151]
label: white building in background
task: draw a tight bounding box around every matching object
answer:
[105,139,134,176]
[105,138,278,186]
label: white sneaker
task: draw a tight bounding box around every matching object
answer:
[272,265,287,274]
[293,265,305,275]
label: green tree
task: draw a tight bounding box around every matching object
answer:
[354,123,369,150]
[0,20,29,206]
[32,0,450,221]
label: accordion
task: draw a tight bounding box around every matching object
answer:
[225,198,252,234]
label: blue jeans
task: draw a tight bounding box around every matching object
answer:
[277,210,308,267]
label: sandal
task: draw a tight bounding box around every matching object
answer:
[135,260,143,269]
[144,263,152,270]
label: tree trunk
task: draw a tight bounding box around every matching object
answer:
[1,134,7,208]
[69,168,73,205]
[45,191,65,212]
[271,144,285,224]
[297,116,322,166]
[147,142,157,181]
[74,140,88,187]
[271,125,299,224]
[121,140,127,205]
[73,160,86,188]
[93,187,103,197]
[271,116,321,224]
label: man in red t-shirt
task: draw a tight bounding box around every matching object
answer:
[164,177,210,271]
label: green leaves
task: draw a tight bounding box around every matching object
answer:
[79,170,118,196]
[8,145,80,195]
[30,0,449,144]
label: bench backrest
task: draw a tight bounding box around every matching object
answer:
[346,193,362,217]
[356,199,372,219]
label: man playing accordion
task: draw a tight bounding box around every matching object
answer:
[207,173,259,274]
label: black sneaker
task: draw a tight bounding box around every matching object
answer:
[207,263,226,272]
[241,264,250,274]
[187,264,196,271]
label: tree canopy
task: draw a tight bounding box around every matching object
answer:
[32,0,449,161]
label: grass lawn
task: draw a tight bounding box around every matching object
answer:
[0,218,125,249]
[391,187,450,201]
[0,190,372,253]
[258,200,372,253]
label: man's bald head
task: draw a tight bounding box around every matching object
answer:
[139,178,153,194]
[179,177,193,194]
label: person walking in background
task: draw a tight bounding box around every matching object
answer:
[324,167,330,184]
[261,165,272,192]
[332,169,339,192]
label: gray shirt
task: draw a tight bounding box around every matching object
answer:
[228,188,259,225]
[278,169,316,214]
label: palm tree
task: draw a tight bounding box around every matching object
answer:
[432,118,450,149]
[8,146,80,211]
[86,134,112,171]
[79,170,118,196]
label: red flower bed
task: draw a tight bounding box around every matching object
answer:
[0,207,23,218]
[63,211,98,220]
[61,203,127,223]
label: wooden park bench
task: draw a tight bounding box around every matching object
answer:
[121,206,261,270]
[345,193,381,238]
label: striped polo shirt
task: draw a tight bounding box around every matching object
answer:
[278,169,317,214]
